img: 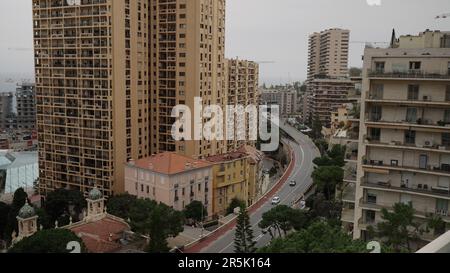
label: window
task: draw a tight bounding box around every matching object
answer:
[365,210,376,224]
[409,61,421,70]
[436,199,449,215]
[443,133,450,146]
[366,193,377,204]
[369,128,381,141]
[406,108,417,123]
[374,62,385,73]
[408,85,419,100]
[370,106,382,121]
[445,110,450,123]
[446,85,450,101]
[371,84,384,99]
[405,130,416,145]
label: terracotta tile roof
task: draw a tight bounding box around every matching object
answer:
[206,151,248,163]
[130,152,212,175]
[69,215,130,253]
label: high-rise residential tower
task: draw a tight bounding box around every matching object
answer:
[307,28,350,80]
[32,0,151,196]
[225,58,259,151]
[305,28,350,123]
[149,0,227,159]
[354,30,450,243]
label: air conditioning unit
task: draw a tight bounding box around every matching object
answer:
[424,140,433,147]
[423,96,431,101]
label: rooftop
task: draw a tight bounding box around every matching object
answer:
[206,151,249,163]
[129,152,212,175]
[68,215,131,253]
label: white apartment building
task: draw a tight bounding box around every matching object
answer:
[353,30,450,243]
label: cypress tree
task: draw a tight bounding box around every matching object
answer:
[234,207,256,253]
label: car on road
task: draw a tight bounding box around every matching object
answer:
[271,196,281,205]
[289,180,297,187]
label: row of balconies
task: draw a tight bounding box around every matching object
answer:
[368,69,450,80]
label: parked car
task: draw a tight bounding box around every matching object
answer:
[289,181,297,187]
[271,196,281,205]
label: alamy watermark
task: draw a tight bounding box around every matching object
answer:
[171,97,280,152]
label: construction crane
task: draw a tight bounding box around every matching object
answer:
[435,13,450,19]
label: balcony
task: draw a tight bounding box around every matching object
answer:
[365,118,450,133]
[359,198,450,223]
[365,93,450,108]
[366,140,450,154]
[362,159,450,177]
[361,180,450,200]
[368,69,450,81]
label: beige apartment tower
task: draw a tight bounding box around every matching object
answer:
[225,58,259,152]
[354,30,450,243]
[150,0,227,159]
[307,28,350,80]
[33,0,151,196]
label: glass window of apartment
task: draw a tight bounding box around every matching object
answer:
[369,128,381,142]
[365,210,376,224]
[436,199,449,215]
[374,62,385,73]
[406,108,417,123]
[446,85,450,101]
[370,106,382,121]
[409,61,421,71]
[371,84,384,99]
[443,133,450,147]
[445,110,450,123]
[407,85,419,100]
[366,192,377,204]
[448,62,450,75]
[441,35,450,48]
[405,130,416,145]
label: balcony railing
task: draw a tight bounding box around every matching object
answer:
[368,69,450,80]
[361,180,450,199]
[362,159,450,177]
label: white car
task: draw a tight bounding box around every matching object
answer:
[271,196,281,205]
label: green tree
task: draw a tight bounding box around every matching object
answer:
[426,215,448,237]
[259,205,310,239]
[183,201,207,223]
[368,203,422,253]
[8,229,85,253]
[311,115,323,140]
[4,188,28,242]
[0,202,10,239]
[44,188,86,226]
[307,193,342,223]
[234,207,256,253]
[106,193,137,219]
[226,198,246,215]
[129,199,184,253]
[259,221,367,253]
[312,166,344,200]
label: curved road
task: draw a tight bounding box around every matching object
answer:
[201,122,320,253]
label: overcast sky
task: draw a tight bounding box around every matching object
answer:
[0,0,449,84]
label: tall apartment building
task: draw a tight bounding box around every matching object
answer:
[16,83,36,130]
[305,28,350,123]
[150,0,227,159]
[225,58,259,151]
[32,0,151,196]
[307,28,350,80]
[306,78,354,127]
[260,88,298,117]
[0,92,15,130]
[354,30,450,243]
